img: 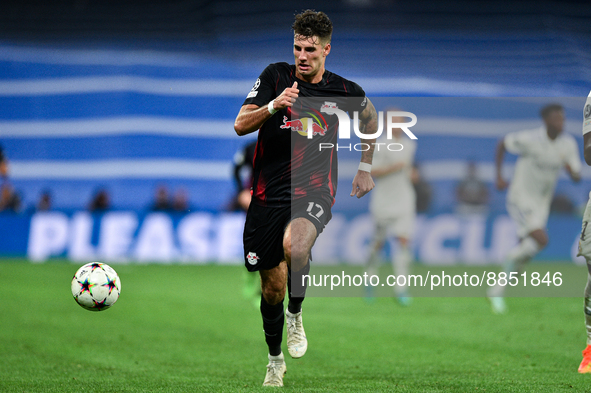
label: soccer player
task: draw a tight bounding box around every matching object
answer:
[576,90,591,373]
[366,113,417,305]
[488,103,581,314]
[234,10,378,387]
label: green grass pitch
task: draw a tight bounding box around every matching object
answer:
[1,259,590,392]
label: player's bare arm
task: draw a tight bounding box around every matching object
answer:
[350,98,378,198]
[234,82,300,136]
[495,139,508,190]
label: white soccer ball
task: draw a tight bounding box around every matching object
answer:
[71,262,121,311]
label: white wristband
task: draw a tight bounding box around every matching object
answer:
[268,100,278,115]
[358,162,372,172]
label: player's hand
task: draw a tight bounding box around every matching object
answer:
[237,189,252,211]
[565,164,581,182]
[495,177,508,191]
[350,170,375,199]
[273,82,299,110]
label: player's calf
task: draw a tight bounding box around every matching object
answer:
[260,263,287,306]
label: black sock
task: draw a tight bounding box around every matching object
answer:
[288,262,310,314]
[260,294,284,356]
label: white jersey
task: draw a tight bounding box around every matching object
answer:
[505,127,581,209]
[369,135,417,219]
[584,90,591,135]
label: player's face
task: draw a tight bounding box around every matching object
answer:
[544,110,564,139]
[293,35,330,83]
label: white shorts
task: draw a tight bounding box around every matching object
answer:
[372,212,415,241]
[506,199,549,239]
[578,198,591,260]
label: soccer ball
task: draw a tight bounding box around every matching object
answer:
[71,262,121,311]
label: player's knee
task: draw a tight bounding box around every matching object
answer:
[371,239,385,251]
[535,234,549,249]
[397,237,410,248]
[283,237,307,268]
[538,238,548,249]
[261,281,285,305]
[285,242,309,272]
[529,230,548,250]
[283,236,292,264]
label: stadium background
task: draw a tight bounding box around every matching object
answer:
[1,0,591,265]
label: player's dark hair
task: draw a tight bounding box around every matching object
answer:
[540,103,564,119]
[292,10,333,44]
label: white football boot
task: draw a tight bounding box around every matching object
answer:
[263,353,287,387]
[286,310,307,358]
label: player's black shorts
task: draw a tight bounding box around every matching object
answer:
[242,196,332,272]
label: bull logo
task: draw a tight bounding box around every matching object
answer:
[280,116,327,137]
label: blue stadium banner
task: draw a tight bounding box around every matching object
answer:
[0,211,583,265]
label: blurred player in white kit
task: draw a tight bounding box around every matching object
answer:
[489,103,581,313]
[576,91,591,373]
[366,112,417,305]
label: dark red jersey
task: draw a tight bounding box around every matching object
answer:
[242,62,366,207]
